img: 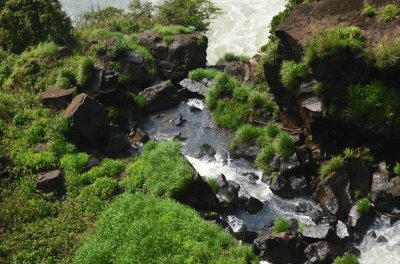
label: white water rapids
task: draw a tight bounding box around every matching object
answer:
[59,1,400,263]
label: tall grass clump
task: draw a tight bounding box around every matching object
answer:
[333,254,360,264]
[218,52,250,63]
[395,163,400,175]
[76,57,95,86]
[73,193,257,264]
[363,3,376,17]
[275,132,296,160]
[152,24,193,35]
[230,125,263,148]
[356,198,371,214]
[189,68,220,81]
[280,60,309,91]
[272,217,290,234]
[319,156,344,179]
[379,4,400,22]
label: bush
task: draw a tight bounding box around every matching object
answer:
[356,198,371,214]
[369,38,400,69]
[319,156,344,179]
[76,57,95,87]
[265,124,282,138]
[272,217,290,234]
[120,141,194,198]
[395,163,400,175]
[189,68,220,81]
[206,72,237,110]
[152,24,193,36]
[155,0,221,32]
[280,60,309,91]
[363,3,376,17]
[74,193,257,264]
[346,81,400,127]
[379,4,400,22]
[0,0,73,53]
[275,132,296,160]
[334,254,359,264]
[218,53,250,63]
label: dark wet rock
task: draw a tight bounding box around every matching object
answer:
[64,93,109,141]
[371,162,400,213]
[297,146,314,167]
[296,201,312,213]
[227,180,240,191]
[230,143,260,162]
[84,158,101,172]
[172,132,187,141]
[368,230,377,238]
[245,196,263,215]
[377,235,388,243]
[242,172,259,184]
[84,68,119,98]
[216,174,228,188]
[117,51,152,87]
[58,46,73,58]
[216,181,239,211]
[169,114,185,126]
[301,223,334,242]
[336,221,350,241]
[174,163,218,211]
[261,173,270,184]
[137,31,207,82]
[130,128,149,144]
[289,175,309,194]
[270,173,310,199]
[192,144,216,159]
[41,86,75,110]
[179,78,212,97]
[255,232,306,264]
[104,128,131,158]
[218,60,252,83]
[304,241,344,264]
[280,153,301,176]
[347,205,374,239]
[270,155,281,172]
[139,81,179,113]
[35,170,64,194]
[188,105,202,112]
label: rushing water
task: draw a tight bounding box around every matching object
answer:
[59,0,287,63]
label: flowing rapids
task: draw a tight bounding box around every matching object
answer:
[59,0,287,63]
[59,1,400,262]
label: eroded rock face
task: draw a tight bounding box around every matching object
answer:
[41,86,75,110]
[64,93,109,141]
[137,31,207,82]
[84,68,119,98]
[139,81,179,113]
[218,60,252,83]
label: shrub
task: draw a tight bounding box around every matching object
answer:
[265,124,282,138]
[395,163,400,175]
[206,72,237,110]
[255,144,275,173]
[275,132,296,160]
[120,141,194,198]
[61,153,91,174]
[272,217,290,234]
[155,0,221,32]
[231,125,263,148]
[0,0,73,53]
[356,198,371,214]
[334,254,359,264]
[218,53,250,63]
[346,81,400,127]
[280,60,309,91]
[152,24,193,36]
[73,193,257,264]
[249,90,275,110]
[212,100,250,130]
[319,156,344,179]
[76,57,95,87]
[369,38,400,69]
[379,4,400,22]
[363,3,376,17]
[189,68,220,81]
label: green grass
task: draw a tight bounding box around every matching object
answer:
[73,193,257,264]
[218,52,250,63]
[206,177,219,193]
[205,72,236,110]
[275,132,296,160]
[120,141,194,198]
[230,125,263,148]
[368,38,400,69]
[280,60,309,91]
[152,24,194,36]
[356,198,371,214]
[319,156,345,179]
[363,3,376,17]
[189,68,220,81]
[272,217,290,234]
[379,4,400,22]
[395,163,400,175]
[334,254,360,264]
[255,144,275,173]
[346,81,400,127]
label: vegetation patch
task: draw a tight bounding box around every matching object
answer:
[319,156,345,180]
[363,3,376,17]
[272,217,290,234]
[218,52,250,63]
[379,4,400,22]
[280,60,310,91]
[73,193,257,264]
[153,24,193,36]
[333,254,360,264]
[356,198,371,214]
[189,68,220,81]
[395,163,400,175]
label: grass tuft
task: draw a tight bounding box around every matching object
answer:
[379,4,400,22]
[319,156,345,180]
[189,68,220,81]
[334,254,360,264]
[356,198,371,214]
[272,217,290,234]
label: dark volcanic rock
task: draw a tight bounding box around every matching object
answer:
[230,143,260,162]
[41,86,75,110]
[219,60,252,83]
[347,205,374,239]
[245,196,263,215]
[304,241,344,264]
[301,223,334,242]
[169,114,185,126]
[64,93,109,141]
[58,46,73,58]
[192,144,216,159]
[84,68,119,98]
[35,170,64,194]
[137,31,208,82]
[179,78,213,97]
[139,81,179,113]
[216,181,239,211]
[117,51,152,86]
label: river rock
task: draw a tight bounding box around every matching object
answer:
[230,143,260,162]
[192,143,216,159]
[270,173,310,199]
[301,223,334,243]
[64,93,109,141]
[224,215,258,243]
[243,196,263,215]
[35,170,64,194]
[169,114,185,126]
[41,86,75,110]
[254,232,306,264]
[117,51,152,87]
[216,181,239,211]
[336,221,350,241]
[304,241,344,264]
[179,78,213,97]
[137,31,207,82]
[371,162,400,213]
[139,81,179,113]
[347,204,374,240]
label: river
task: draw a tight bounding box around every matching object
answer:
[59,1,399,263]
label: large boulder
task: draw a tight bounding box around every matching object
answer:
[178,78,214,98]
[218,60,252,83]
[139,81,179,113]
[304,241,344,264]
[41,86,75,110]
[137,31,207,82]
[64,93,109,141]
[84,68,119,98]
[35,170,64,194]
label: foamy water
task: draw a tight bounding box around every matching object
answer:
[59,0,287,63]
